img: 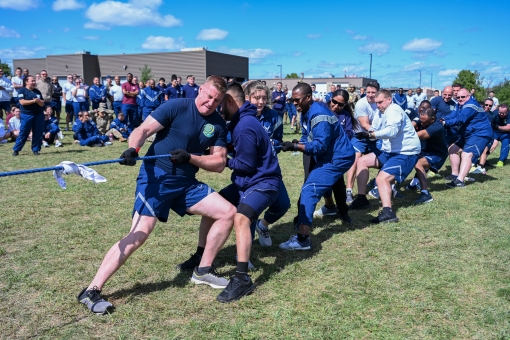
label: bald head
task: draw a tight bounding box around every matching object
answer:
[442,86,453,102]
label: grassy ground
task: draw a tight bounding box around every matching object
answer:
[1,126,509,340]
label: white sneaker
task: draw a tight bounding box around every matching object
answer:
[104,141,113,146]
[279,235,312,250]
[313,205,338,218]
[55,141,62,147]
[255,219,272,247]
[42,141,49,148]
[235,255,256,271]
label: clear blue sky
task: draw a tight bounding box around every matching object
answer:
[1,0,509,89]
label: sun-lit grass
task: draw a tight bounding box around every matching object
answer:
[1,125,509,339]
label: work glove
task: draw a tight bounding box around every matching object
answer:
[281,141,298,152]
[355,131,369,139]
[170,149,191,163]
[119,148,138,166]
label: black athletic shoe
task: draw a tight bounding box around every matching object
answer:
[77,286,114,315]
[349,196,370,210]
[370,210,399,224]
[177,253,202,271]
[12,151,19,156]
[338,212,352,224]
[217,275,256,303]
[414,192,433,204]
[444,174,458,181]
[446,179,465,188]
[33,151,40,155]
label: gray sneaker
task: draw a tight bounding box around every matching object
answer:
[191,267,229,289]
[346,190,354,204]
[255,219,272,247]
[77,286,114,315]
[313,205,338,218]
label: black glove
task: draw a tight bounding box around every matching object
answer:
[492,122,500,130]
[119,147,138,166]
[355,131,369,139]
[281,141,298,152]
[170,149,191,163]
[292,139,299,144]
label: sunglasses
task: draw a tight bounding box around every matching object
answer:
[291,95,308,104]
[331,98,346,107]
[458,95,468,99]
[485,104,493,107]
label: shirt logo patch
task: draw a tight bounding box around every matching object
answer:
[203,124,215,138]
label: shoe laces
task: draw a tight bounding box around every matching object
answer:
[258,225,270,238]
[86,286,103,303]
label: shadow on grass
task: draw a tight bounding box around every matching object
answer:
[25,315,91,339]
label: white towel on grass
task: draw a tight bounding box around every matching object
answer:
[53,161,107,189]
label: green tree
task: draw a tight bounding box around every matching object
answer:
[0,60,12,77]
[139,63,153,83]
[285,73,299,79]
[491,78,510,105]
[452,70,485,102]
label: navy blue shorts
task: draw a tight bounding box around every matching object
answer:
[455,136,492,158]
[445,127,460,145]
[219,181,279,221]
[419,152,447,172]
[351,137,379,154]
[133,163,215,222]
[377,151,418,184]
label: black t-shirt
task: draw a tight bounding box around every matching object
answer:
[17,87,44,115]
[417,120,448,158]
[145,99,227,177]
[431,96,456,119]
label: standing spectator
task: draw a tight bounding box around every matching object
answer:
[165,78,180,101]
[140,79,163,121]
[12,75,45,156]
[0,68,14,119]
[50,76,62,123]
[8,107,21,140]
[121,73,139,128]
[360,87,366,98]
[324,85,336,103]
[71,78,89,120]
[286,96,297,132]
[110,76,124,117]
[431,90,440,100]
[11,67,24,108]
[176,76,184,97]
[311,84,321,102]
[42,107,62,148]
[36,70,52,108]
[406,89,415,109]
[156,77,167,92]
[348,84,360,110]
[62,74,75,131]
[182,75,199,98]
[392,88,407,110]
[490,104,510,167]
[22,68,29,79]
[469,88,476,101]
[104,76,113,109]
[489,91,499,112]
[89,77,107,110]
[413,88,427,108]
[271,81,286,119]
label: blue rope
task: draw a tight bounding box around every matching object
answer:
[0,154,171,178]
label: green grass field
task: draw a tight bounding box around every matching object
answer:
[1,128,509,339]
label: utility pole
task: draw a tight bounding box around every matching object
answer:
[369,53,373,79]
[430,74,433,88]
[277,65,282,80]
[419,70,422,87]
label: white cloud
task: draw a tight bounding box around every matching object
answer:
[83,36,100,40]
[0,46,45,59]
[307,34,321,39]
[83,22,110,30]
[358,42,390,56]
[63,27,71,32]
[345,29,356,35]
[85,0,182,28]
[0,0,38,10]
[31,34,37,39]
[352,35,368,40]
[141,36,185,50]
[0,26,21,38]
[52,0,85,11]
[343,65,367,73]
[469,61,497,67]
[402,38,442,52]
[317,61,337,68]
[438,69,460,77]
[403,62,426,71]
[224,48,274,63]
[196,29,228,41]
[292,51,304,57]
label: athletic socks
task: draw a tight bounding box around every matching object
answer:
[410,177,420,186]
[382,207,393,214]
[235,262,249,280]
[297,233,309,243]
[196,246,205,256]
[421,189,429,195]
[196,266,211,275]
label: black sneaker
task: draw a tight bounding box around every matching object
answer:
[12,151,19,156]
[349,196,370,210]
[444,174,458,181]
[414,192,433,204]
[77,286,114,315]
[217,275,256,303]
[176,253,202,271]
[33,151,40,155]
[446,179,465,188]
[370,210,399,224]
[338,212,352,224]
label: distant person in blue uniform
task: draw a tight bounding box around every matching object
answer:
[165,78,180,101]
[490,104,510,167]
[392,88,407,110]
[12,75,45,156]
[89,77,107,110]
[42,107,62,148]
[78,76,237,314]
[279,83,355,249]
[140,79,163,121]
[442,88,493,188]
[182,75,199,99]
[74,110,111,147]
[271,81,286,118]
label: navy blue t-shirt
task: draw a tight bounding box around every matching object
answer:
[417,120,448,158]
[182,84,199,99]
[145,99,227,177]
[165,86,179,100]
[17,87,44,115]
[431,96,456,119]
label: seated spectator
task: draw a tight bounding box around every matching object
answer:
[8,107,21,140]
[94,105,127,142]
[489,104,510,167]
[5,105,17,125]
[110,112,131,139]
[74,110,111,147]
[42,109,62,147]
[0,117,12,144]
